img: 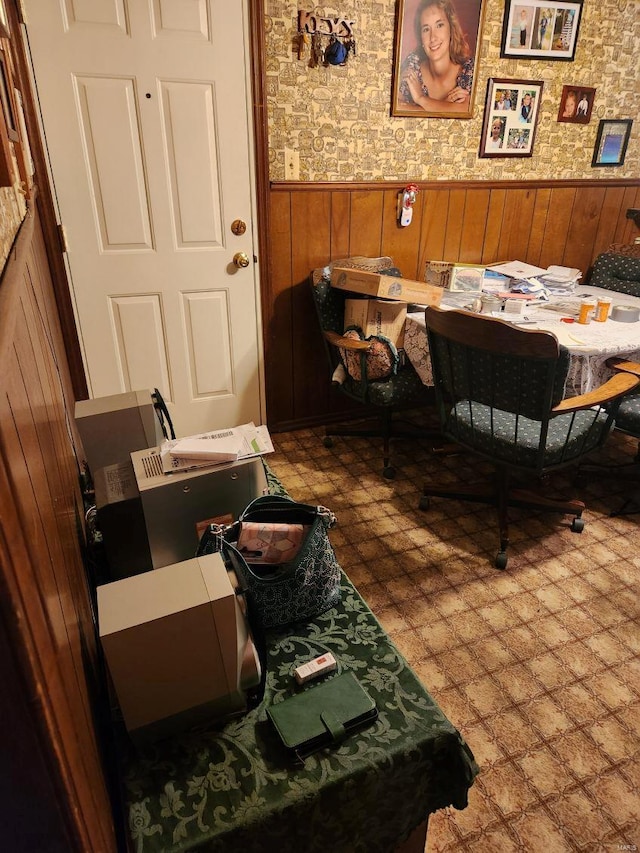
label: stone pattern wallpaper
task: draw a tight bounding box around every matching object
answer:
[265,0,639,181]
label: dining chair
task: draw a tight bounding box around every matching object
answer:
[588,251,640,297]
[598,357,640,515]
[420,307,640,569]
[310,259,434,479]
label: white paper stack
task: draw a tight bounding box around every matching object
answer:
[169,434,244,463]
[537,265,582,294]
[160,423,274,474]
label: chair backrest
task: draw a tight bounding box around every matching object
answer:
[425,307,575,470]
[310,258,399,373]
[589,252,640,297]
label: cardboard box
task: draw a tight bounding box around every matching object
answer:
[332,267,442,306]
[344,298,407,348]
[425,261,486,292]
[98,553,260,741]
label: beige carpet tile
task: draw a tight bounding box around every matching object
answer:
[267,421,640,851]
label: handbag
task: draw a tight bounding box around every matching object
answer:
[267,672,378,761]
[196,495,341,628]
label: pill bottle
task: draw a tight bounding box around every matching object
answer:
[595,297,612,322]
[577,299,596,324]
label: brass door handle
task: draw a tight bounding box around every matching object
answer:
[233,252,250,268]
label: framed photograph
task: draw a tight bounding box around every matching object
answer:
[500,0,583,61]
[591,119,633,168]
[0,1,9,39]
[0,48,17,141]
[450,265,486,291]
[391,0,486,119]
[479,77,543,158]
[557,84,595,124]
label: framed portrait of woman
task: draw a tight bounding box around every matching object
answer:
[391,0,486,119]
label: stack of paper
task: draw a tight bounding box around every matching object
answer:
[537,265,582,294]
[160,422,274,474]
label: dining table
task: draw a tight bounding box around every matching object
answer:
[404,285,640,397]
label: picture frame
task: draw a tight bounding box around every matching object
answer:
[0,48,17,142]
[391,0,486,119]
[557,84,595,124]
[591,119,633,168]
[500,0,583,61]
[0,1,9,40]
[479,77,543,158]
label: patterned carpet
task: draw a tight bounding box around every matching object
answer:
[267,416,640,853]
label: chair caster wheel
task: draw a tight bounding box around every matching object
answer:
[383,466,395,480]
[571,517,585,533]
[495,551,508,570]
[418,496,430,511]
[323,436,334,448]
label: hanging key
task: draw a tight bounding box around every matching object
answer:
[298,31,311,61]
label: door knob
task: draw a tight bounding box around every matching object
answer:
[233,252,250,268]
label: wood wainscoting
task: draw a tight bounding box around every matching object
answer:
[265,179,640,433]
[0,205,117,851]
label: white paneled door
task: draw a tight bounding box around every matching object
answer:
[24,0,263,437]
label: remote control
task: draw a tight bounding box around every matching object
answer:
[294,653,337,685]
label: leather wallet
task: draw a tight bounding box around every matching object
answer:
[267,671,378,761]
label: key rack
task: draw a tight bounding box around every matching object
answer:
[298,11,355,37]
[297,11,356,66]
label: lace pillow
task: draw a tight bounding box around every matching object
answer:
[339,328,400,381]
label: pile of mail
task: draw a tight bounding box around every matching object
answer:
[160,422,273,474]
[487,261,582,299]
[536,266,582,294]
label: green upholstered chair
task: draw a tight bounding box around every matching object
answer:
[310,259,433,479]
[599,357,640,515]
[588,251,640,297]
[420,307,640,569]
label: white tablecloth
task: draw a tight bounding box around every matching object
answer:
[405,286,640,396]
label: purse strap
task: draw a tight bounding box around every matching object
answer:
[239,495,336,528]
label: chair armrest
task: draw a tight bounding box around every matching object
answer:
[551,373,640,414]
[606,357,640,377]
[324,330,372,351]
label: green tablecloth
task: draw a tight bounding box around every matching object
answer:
[121,571,478,853]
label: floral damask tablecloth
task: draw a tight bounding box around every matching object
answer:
[121,573,478,853]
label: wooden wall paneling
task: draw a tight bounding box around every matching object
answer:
[380,187,422,277]
[614,185,640,245]
[267,192,294,425]
[290,191,332,421]
[8,316,104,799]
[498,189,536,262]
[563,186,607,273]
[0,602,75,853]
[0,208,117,850]
[349,191,384,257]
[442,189,466,260]
[459,188,490,263]
[593,185,628,255]
[538,187,576,268]
[417,188,449,274]
[527,188,552,265]
[481,189,506,263]
[2,373,105,852]
[330,190,351,259]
